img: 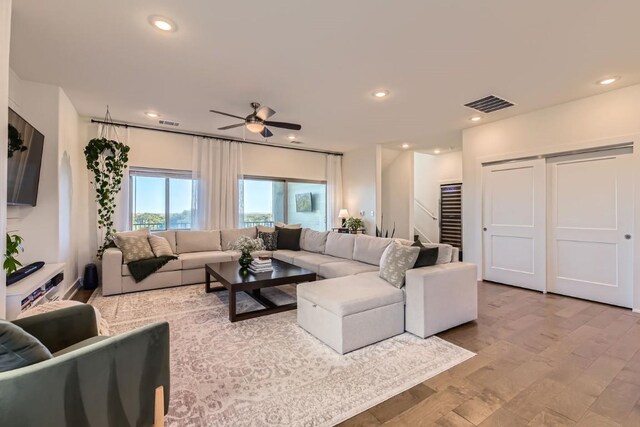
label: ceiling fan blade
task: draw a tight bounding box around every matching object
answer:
[218,123,245,130]
[260,127,273,138]
[209,109,246,120]
[264,121,302,131]
[256,106,276,120]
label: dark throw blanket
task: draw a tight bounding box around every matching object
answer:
[127,256,177,283]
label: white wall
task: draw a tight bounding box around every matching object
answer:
[0,0,12,318]
[380,148,413,239]
[462,83,640,310]
[414,151,462,243]
[342,145,378,235]
[7,70,85,297]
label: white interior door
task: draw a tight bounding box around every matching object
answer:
[547,150,634,308]
[483,159,546,291]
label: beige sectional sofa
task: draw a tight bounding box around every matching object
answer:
[102,227,477,353]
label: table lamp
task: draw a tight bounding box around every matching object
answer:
[338,209,350,227]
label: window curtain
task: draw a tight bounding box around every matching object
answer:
[326,154,343,230]
[96,123,130,232]
[192,136,243,230]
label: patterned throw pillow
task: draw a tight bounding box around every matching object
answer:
[148,235,174,257]
[114,235,155,263]
[379,242,420,288]
[258,231,278,251]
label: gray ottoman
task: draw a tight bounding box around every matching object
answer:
[297,274,405,354]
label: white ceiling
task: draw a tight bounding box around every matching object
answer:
[9,1,640,152]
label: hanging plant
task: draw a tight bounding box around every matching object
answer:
[85,108,130,259]
[8,124,27,158]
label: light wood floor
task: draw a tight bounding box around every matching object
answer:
[339,281,640,427]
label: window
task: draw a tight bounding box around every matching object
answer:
[130,168,193,231]
[240,177,327,231]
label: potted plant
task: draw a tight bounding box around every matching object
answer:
[4,233,24,275]
[345,217,365,234]
[230,235,265,269]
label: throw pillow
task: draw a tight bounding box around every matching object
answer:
[0,320,52,373]
[276,226,302,251]
[148,235,174,257]
[258,231,278,251]
[411,241,439,268]
[114,234,155,263]
[379,242,420,288]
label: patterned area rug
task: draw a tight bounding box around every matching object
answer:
[89,284,474,427]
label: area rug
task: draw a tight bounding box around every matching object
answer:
[89,284,474,427]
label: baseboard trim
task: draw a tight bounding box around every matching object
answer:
[64,278,83,300]
[633,308,640,314]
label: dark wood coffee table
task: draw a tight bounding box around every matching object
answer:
[205,258,316,322]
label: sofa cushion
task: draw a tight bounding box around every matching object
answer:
[276,227,302,251]
[113,235,155,263]
[53,336,110,357]
[301,229,329,253]
[379,243,420,288]
[148,235,174,257]
[220,227,258,251]
[151,231,177,254]
[297,275,403,316]
[176,230,222,254]
[272,249,309,264]
[178,251,233,270]
[353,234,393,266]
[318,260,379,279]
[257,225,275,233]
[293,253,341,274]
[324,232,356,260]
[122,258,183,276]
[0,320,53,372]
[274,223,301,229]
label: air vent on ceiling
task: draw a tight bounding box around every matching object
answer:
[290,140,303,145]
[159,120,180,126]
[464,95,514,113]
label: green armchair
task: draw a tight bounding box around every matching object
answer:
[0,304,170,427]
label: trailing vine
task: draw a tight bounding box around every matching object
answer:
[85,136,130,258]
[8,124,27,158]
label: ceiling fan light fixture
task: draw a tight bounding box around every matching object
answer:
[246,122,265,133]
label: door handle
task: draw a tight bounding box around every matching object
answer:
[625,234,632,240]
[483,227,487,231]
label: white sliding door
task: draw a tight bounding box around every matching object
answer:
[547,150,633,308]
[482,159,546,291]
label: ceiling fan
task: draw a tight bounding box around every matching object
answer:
[209,102,302,138]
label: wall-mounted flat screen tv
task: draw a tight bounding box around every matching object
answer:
[7,108,44,206]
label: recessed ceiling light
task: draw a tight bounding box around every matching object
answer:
[470,116,482,122]
[149,15,177,32]
[434,149,441,154]
[598,76,619,85]
[372,90,389,98]
[287,135,296,140]
[145,111,160,118]
[401,143,410,149]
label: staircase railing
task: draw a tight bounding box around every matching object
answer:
[414,199,438,221]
